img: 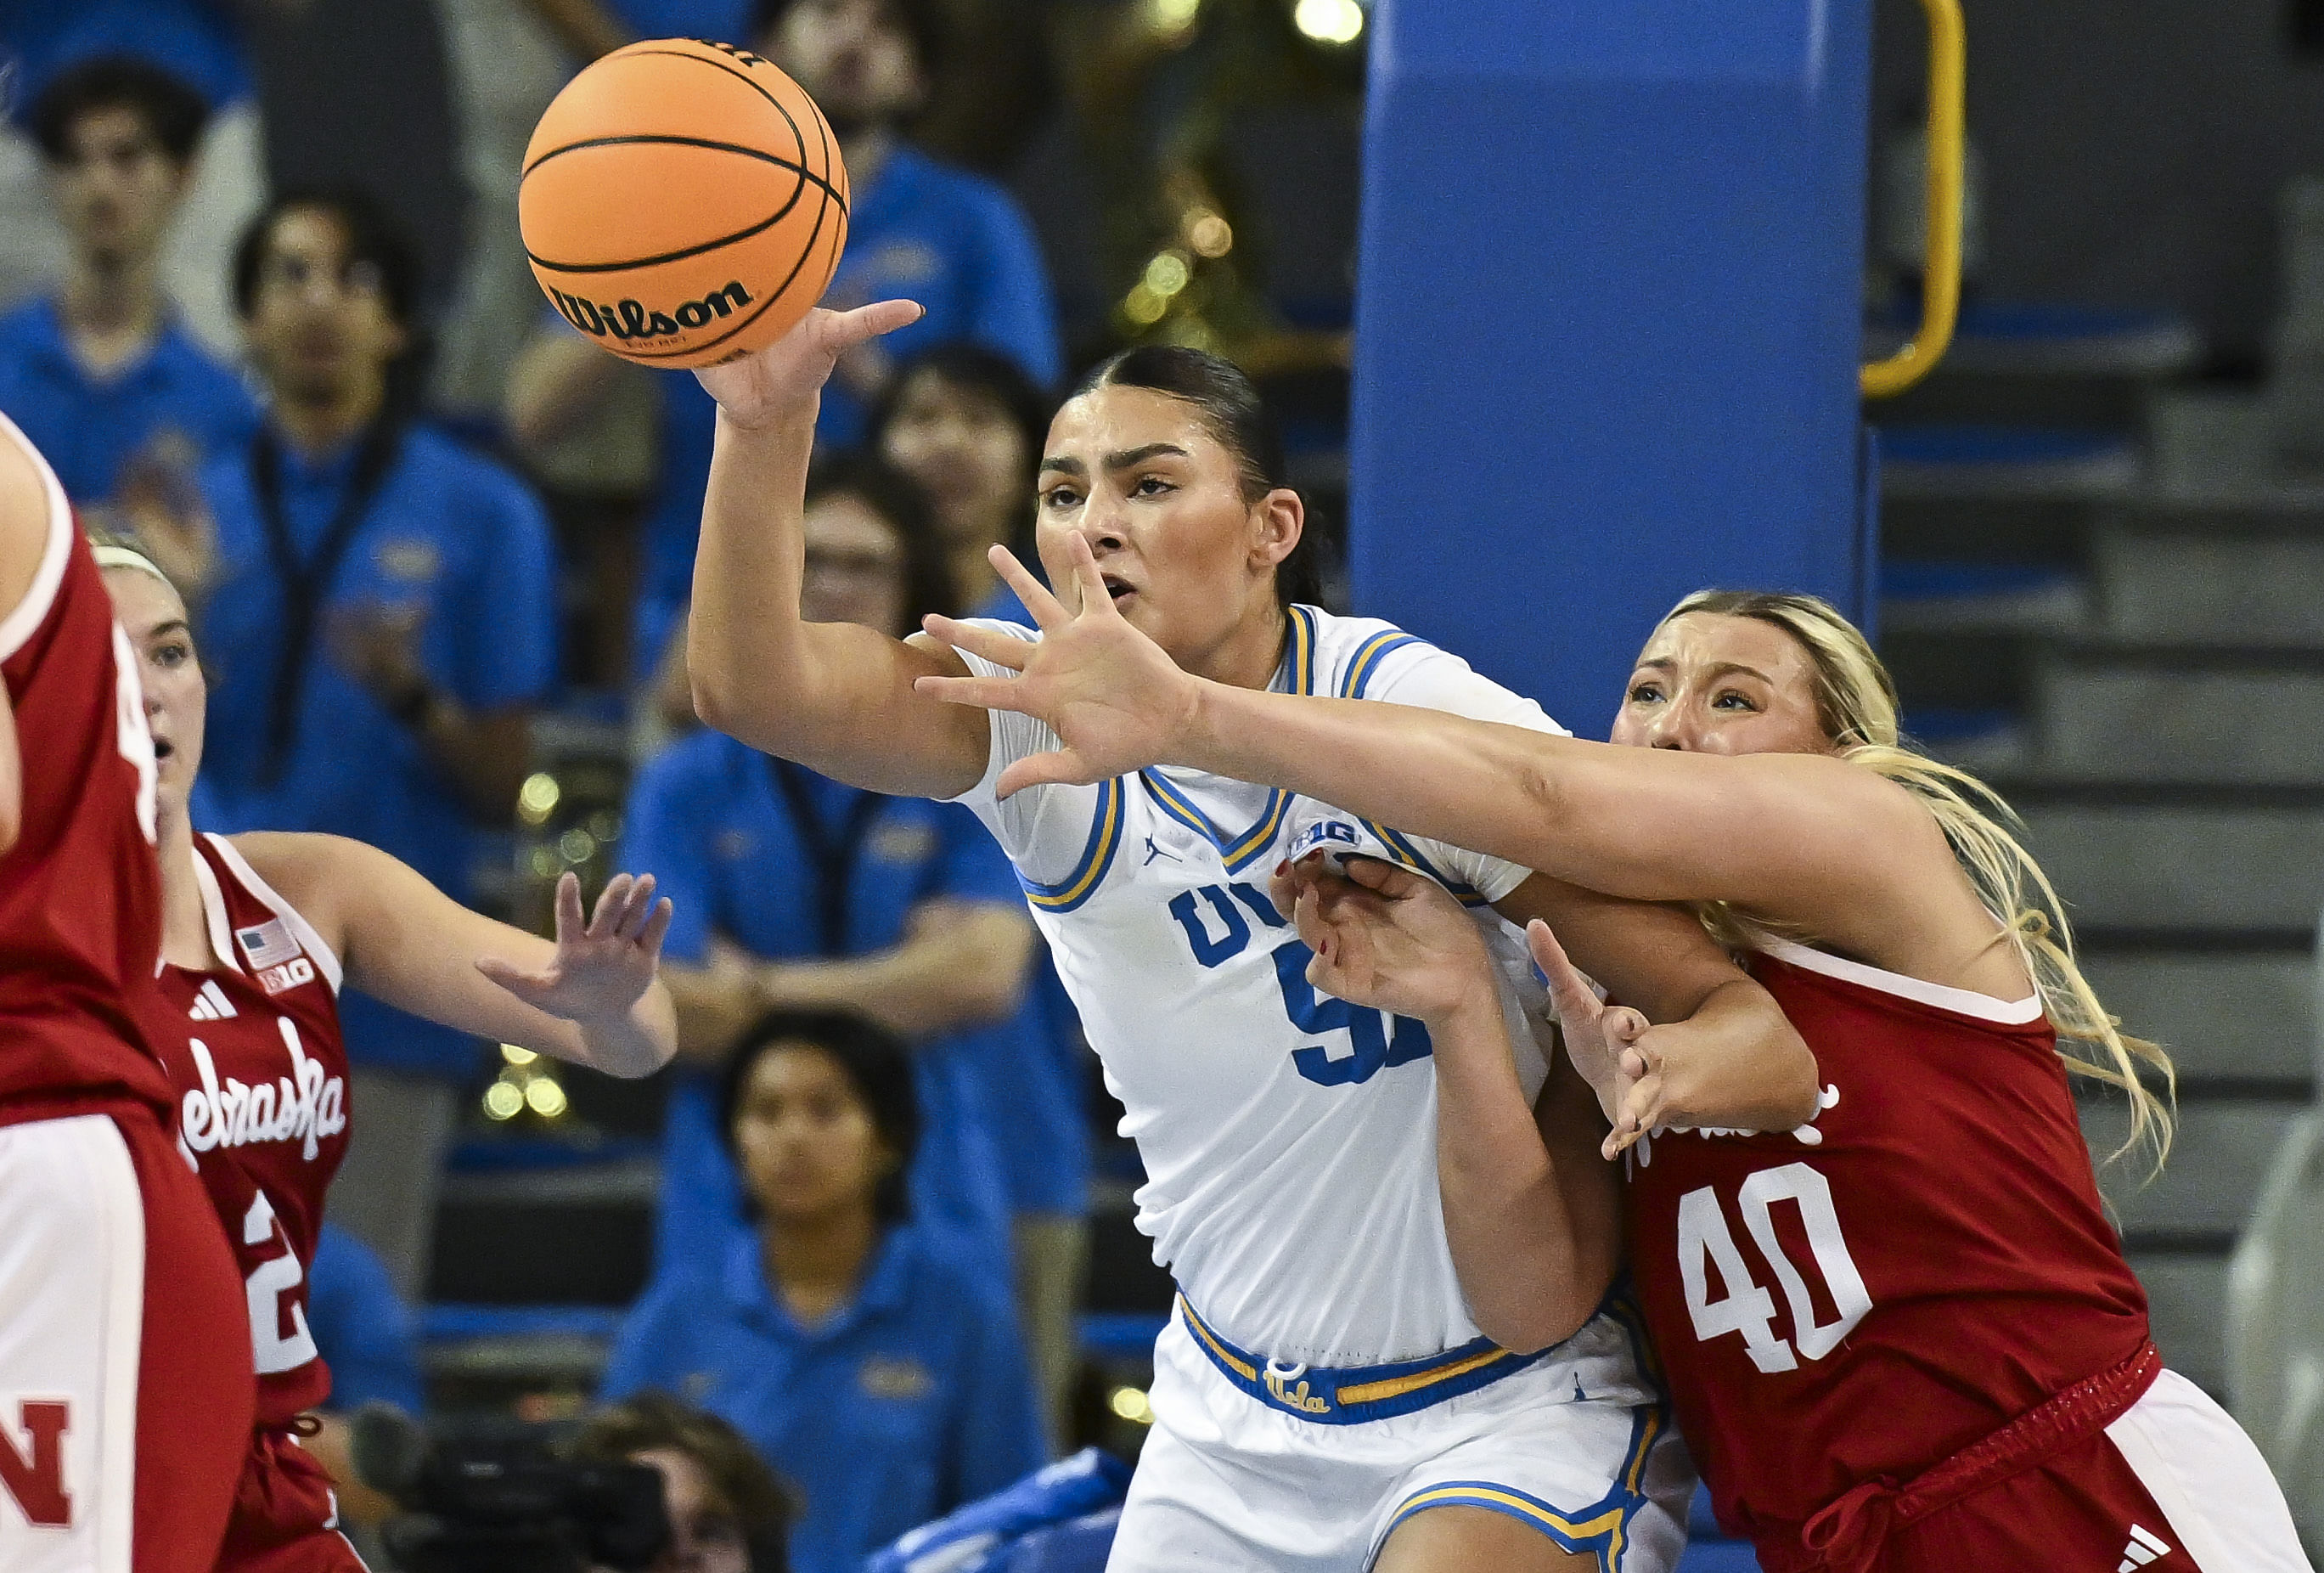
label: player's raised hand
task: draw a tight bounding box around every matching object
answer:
[915,534,1206,797]
[1274,854,1494,1024]
[477,871,673,1023]
[693,300,925,427]
[1526,918,1663,1158]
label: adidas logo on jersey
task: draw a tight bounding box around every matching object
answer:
[2117,1523,2172,1571]
[187,979,238,1021]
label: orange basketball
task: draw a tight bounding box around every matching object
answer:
[519,38,849,369]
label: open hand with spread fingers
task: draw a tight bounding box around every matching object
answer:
[477,871,674,1028]
[914,533,1204,798]
[1526,917,1667,1157]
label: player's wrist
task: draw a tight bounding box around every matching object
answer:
[1416,965,1501,1032]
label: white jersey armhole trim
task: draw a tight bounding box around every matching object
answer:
[189,848,245,973]
[0,411,76,664]
[1758,937,2042,1023]
[204,832,346,995]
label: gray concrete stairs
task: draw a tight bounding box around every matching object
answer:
[1886,386,2324,1397]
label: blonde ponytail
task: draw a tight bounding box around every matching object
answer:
[1663,590,2175,1175]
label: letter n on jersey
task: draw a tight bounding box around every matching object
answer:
[0,1399,70,1527]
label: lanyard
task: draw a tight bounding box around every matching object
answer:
[768,758,890,957]
[249,422,402,786]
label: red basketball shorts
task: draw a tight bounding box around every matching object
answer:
[216,1429,368,1573]
[0,1104,255,1572]
[1877,1370,2310,1573]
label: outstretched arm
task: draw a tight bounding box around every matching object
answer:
[686,303,993,798]
[232,833,678,1079]
[920,539,1955,959]
[1495,873,1820,1142]
[666,899,1037,1067]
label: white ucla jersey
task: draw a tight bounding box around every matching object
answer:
[952,606,1573,1365]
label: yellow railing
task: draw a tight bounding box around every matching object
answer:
[1861,0,1965,398]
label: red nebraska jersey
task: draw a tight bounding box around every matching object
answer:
[1625,939,2151,1559]
[0,414,172,1122]
[149,832,352,1424]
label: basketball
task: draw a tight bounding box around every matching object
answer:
[518,37,850,369]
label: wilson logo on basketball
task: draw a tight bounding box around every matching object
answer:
[550,281,756,343]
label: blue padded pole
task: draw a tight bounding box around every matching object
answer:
[1348,0,1873,737]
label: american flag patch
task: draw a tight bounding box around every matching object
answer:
[235,917,300,971]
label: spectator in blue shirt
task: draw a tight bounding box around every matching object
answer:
[605,1009,1046,1573]
[306,1221,427,1416]
[869,343,1091,1437]
[142,189,561,1299]
[624,454,1030,1276]
[512,0,1061,685]
[0,59,258,510]
[0,1,252,127]
[870,341,1051,623]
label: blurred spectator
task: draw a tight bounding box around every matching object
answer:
[521,0,755,63]
[573,1390,796,1573]
[0,59,258,512]
[142,189,560,1299]
[762,0,1060,439]
[869,342,1091,1437]
[602,1011,1045,1573]
[432,0,574,415]
[515,0,1062,688]
[307,1221,427,1417]
[301,1221,427,1533]
[869,341,1045,618]
[239,0,466,335]
[622,454,1033,1277]
[0,0,267,355]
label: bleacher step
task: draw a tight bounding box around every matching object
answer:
[2086,1098,2308,1240]
[2094,499,2324,648]
[2127,1249,2232,1397]
[2008,788,2324,932]
[2029,648,2324,784]
[2080,944,2317,1086]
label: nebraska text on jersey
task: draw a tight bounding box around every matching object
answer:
[179,1017,346,1162]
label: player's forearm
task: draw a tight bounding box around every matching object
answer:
[520,0,634,59]
[686,410,977,794]
[664,963,763,1066]
[1641,976,1823,1136]
[1182,685,1584,867]
[1428,993,1612,1352]
[688,403,823,741]
[758,911,1033,1039]
[1181,685,1798,905]
[410,699,531,821]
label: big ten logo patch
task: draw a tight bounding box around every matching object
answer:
[0,1398,70,1528]
[857,1356,932,1402]
[256,956,316,996]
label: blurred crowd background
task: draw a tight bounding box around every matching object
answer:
[8,0,2324,1568]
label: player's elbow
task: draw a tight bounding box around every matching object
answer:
[688,658,735,732]
[1474,1290,1598,1357]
